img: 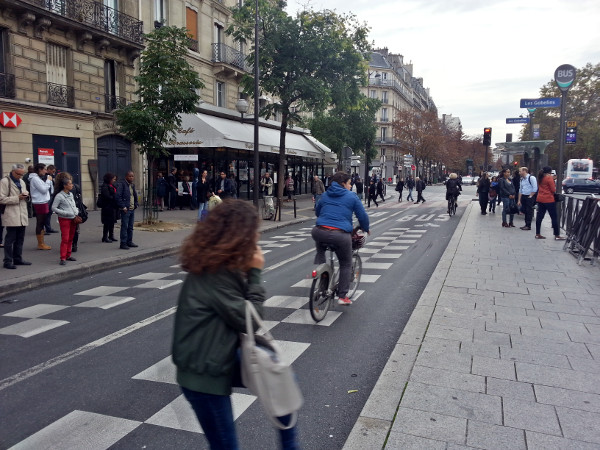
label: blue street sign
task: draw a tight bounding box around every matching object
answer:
[506,118,530,124]
[520,98,561,108]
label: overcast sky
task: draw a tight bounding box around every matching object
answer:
[287,0,600,145]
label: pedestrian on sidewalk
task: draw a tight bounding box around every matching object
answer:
[367,179,378,208]
[354,177,363,201]
[100,173,118,243]
[0,214,4,248]
[167,167,178,210]
[535,166,566,241]
[498,168,516,227]
[196,170,211,221]
[215,171,234,200]
[29,163,53,250]
[489,176,498,213]
[156,172,168,211]
[285,174,295,201]
[52,176,79,266]
[376,178,386,202]
[116,171,139,250]
[311,174,325,209]
[43,165,58,234]
[414,177,426,204]
[173,200,299,449]
[476,172,490,215]
[22,165,34,220]
[0,164,32,269]
[512,170,521,213]
[395,178,404,202]
[517,167,537,231]
[406,176,415,201]
[179,175,192,210]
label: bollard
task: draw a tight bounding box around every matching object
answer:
[293,198,297,218]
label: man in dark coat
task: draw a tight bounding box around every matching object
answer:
[368,179,379,208]
[116,171,139,250]
[376,178,385,202]
[214,171,233,199]
[414,177,426,204]
[167,167,178,210]
[395,178,404,202]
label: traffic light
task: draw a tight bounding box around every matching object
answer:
[513,161,519,166]
[483,127,492,146]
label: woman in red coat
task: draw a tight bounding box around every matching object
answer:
[535,166,566,240]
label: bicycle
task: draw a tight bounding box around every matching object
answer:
[308,228,364,322]
[447,194,457,217]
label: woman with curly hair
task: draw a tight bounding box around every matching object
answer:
[172,200,299,449]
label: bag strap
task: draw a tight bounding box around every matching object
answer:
[244,301,276,345]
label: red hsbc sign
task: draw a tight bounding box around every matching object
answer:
[0,112,22,128]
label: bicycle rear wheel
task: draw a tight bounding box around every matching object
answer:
[452,199,457,216]
[347,253,362,299]
[309,273,330,322]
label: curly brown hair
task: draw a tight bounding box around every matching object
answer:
[181,200,260,274]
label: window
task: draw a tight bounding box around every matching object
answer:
[155,0,166,26]
[216,81,225,107]
[381,91,388,103]
[0,29,6,74]
[186,8,198,51]
[46,43,72,107]
[381,108,388,122]
[214,23,224,60]
[104,60,121,111]
[104,0,118,34]
[381,127,387,142]
[0,29,14,99]
[369,90,376,99]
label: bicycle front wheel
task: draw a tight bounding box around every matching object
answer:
[347,253,362,299]
[309,273,330,322]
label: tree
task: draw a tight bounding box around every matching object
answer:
[115,26,204,223]
[519,62,600,169]
[307,96,381,168]
[228,1,371,206]
[392,108,442,177]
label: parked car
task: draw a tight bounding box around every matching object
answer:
[462,176,474,185]
[562,177,600,194]
[472,176,480,185]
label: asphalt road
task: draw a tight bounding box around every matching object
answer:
[0,185,469,450]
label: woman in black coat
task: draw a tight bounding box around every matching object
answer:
[476,173,491,215]
[100,172,118,242]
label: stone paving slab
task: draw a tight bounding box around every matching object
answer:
[344,199,600,450]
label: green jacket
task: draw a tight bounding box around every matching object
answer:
[172,268,265,395]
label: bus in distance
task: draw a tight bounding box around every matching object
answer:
[566,159,593,179]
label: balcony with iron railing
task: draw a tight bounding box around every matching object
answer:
[0,73,16,99]
[47,82,74,108]
[369,77,413,105]
[187,37,199,53]
[16,0,143,45]
[104,93,125,112]
[212,43,250,72]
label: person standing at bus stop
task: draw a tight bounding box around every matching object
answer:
[517,167,537,231]
[535,166,566,241]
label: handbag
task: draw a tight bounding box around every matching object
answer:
[508,199,520,215]
[240,301,303,429]
[554,193,563,202]
[73,215,83,225]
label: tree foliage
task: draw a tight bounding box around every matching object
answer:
[519,62,600,167]
[392,109,442,175]
[228,1,372,201]
[115,26,204,159]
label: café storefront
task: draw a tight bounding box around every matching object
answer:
[161,109,337,199]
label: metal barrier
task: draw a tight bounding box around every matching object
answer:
[559,195,600,265]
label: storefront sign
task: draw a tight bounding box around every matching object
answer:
[1,112,22,128]
[174,154,198,161]
[38,148,55,165]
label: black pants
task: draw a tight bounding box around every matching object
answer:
[521,196,535,227]
[536,202,559,236]
[377,191,385,201]
[168,190,178,209]
[416,190,425,202]
[3,226,26,265]
[311,226,352,298]
[368,193,378,207]
[44,203,54,231]
[479,193,488,213]
[397,189,403,202]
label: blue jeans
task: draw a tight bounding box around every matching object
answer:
[197,201,208,220]
[181,386,299,450]
[120,209,135,245]
[406,188,414,201]
[501,197,514,224]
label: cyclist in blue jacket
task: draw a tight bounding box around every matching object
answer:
[312,171,370,305]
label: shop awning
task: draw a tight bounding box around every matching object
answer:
[167,112,336,162]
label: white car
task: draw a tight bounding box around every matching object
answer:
[462,176,474,185]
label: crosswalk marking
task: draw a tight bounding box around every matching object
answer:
[365,242,388,247]
[373,236,396,241]
[392,239,417,244]
[368,253,402,259]
[133,279,183,290]
[129,272,172,280]
[360,274,381,283]
[74,296,136,309]
[385,246,409,251]
[4,304,68,318]
[362,262,393,270]
[74,286,128,296]
[282,309,342,326]
[262,243,290,248]
[291,279,313,288]
[264,295,308,309]
[0,318,69,338]
[9,410,142,449]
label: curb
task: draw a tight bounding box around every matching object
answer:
[0,216,312,300]
[343,201,474,449]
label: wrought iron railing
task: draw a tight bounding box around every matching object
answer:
[0,73,16,98]
[187,37,199,52]
[104,94,125,112]
[47,82,74,107]
[212,43,249,72]
[559,195,600,265]
[23,0,143,44]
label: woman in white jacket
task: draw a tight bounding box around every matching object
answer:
[52,175,78,265]
[29,163,53,250]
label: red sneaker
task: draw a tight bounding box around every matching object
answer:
[338,297,352,305]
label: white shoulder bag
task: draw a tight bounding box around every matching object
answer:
[240,301,303,429]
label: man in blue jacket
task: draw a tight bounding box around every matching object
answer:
[116,171,139,250]
[312,171,370,305]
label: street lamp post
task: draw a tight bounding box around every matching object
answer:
[253,0,260,207]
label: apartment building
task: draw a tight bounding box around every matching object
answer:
[364,48,436,181]
[0,0,143,203]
